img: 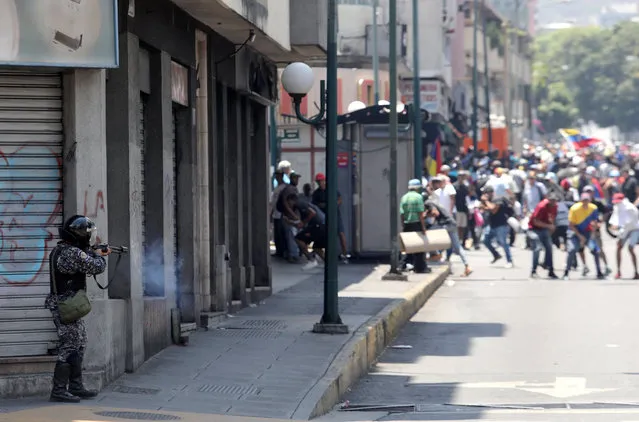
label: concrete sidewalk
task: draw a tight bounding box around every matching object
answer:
[1,261,448,421]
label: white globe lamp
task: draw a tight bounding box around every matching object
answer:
[347,101,366,113]
[281,62,314,101]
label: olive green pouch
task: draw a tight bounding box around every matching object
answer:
[50,249,92,324]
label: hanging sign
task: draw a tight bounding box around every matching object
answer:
[337,152,349,168]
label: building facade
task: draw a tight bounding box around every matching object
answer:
[277,0,403,187]
[457,0,533,152]
[0,0,324,398]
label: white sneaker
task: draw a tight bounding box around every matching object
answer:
[504,262,514,269]
[302,260,319,270]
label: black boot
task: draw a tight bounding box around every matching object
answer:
[50,362,81,403]
[68,355,98,399]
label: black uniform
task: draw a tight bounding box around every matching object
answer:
[45,244,106,362]
[46,215,107,402]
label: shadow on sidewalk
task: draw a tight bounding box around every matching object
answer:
[3,261,438,420]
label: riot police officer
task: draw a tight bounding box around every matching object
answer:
[45,215,111,402]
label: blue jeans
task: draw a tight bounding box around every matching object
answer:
[566,232,602,275]
[447,227,468,266]
[283,220,300,259]
[528,228,554,273]
[483,225,512,263]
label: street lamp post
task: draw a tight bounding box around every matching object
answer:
[372,0,380,104]
[382,0,406,280]
[472,0,479,151]
[412,0,422,181]
[280,0,348,334]
[482,0,493,151]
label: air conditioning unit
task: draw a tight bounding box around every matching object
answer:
[233,48,277,106]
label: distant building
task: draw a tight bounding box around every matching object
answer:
[599,2,639,27]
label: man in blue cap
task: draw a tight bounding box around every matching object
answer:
[400,179,429,273]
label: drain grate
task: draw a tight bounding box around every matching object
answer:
[197,384,261,395]
[211,328,282,339]
[94,411,181,420]
[240,319,287,330]
[111,385,162,395]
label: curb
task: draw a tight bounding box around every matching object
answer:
[291,266,450,420]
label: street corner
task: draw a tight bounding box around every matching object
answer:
[0,406,299,422]
[292,265,450,420]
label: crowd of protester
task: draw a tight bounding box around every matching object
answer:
[401,142,639,280]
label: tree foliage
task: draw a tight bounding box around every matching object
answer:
[533,22,639,133]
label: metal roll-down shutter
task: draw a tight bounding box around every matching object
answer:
[0,71,63,357]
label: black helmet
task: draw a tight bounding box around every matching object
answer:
[59,215,96,247]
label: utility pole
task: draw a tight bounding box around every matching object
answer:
[383,0,405,279]
[472,0,479,151]
[503,20,510,147]
[482,0,493,150]
[412,0,421,180]
[372,0,380,103]
[514,0,523,148]
[505,0,520,149]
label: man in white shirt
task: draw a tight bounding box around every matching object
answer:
[486,168,512,200]
[272,160,291,188]
[523,171,547,216]
[432,176,456,215]
[610,192,639,279]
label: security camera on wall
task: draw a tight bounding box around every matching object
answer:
[30,0,102,56]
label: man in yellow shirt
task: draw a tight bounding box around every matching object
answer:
[563,193,605,280]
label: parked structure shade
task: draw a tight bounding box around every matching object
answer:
[0,71,63,357]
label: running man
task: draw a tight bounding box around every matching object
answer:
[563,193,605,280]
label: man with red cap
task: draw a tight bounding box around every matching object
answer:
[610,192,639,279]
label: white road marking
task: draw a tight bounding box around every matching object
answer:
[459,377,616,399]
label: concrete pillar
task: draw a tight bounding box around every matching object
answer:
[195,30,211,312]
[243,99,254,294]
[213,83,230,312]
[144,50,177,351]
[226,91,246,306]
[175,66,198,322]
[251,104,272,292]
[207,74,219,310]
[105,32,145,372]
[63,69,113,383]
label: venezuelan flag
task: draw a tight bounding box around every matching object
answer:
[558,128,601,150]
[426,138,442,177]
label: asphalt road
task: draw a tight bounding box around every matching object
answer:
[325,232,639,422]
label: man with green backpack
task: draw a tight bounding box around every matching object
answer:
[45,215,111,402]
